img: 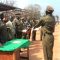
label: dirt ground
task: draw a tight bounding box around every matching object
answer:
[21,23,60,60]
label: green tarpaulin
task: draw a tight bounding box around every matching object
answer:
[0,39,31,51]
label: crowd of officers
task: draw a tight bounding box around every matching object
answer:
[0,13,37,45]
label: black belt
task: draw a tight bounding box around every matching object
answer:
[46,32,52,35]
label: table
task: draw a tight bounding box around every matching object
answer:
[0,39,31,60]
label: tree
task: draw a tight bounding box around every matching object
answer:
[24,4,41,20]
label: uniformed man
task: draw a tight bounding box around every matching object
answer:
[3,15,15,40]
[34,6,56,60]
[31,20,37,41]
[21,17,31,39]
[12,16,23,38]
[0,13,9,45]
[21,17,27,39]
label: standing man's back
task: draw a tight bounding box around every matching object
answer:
[41,15,55,34]
[34,6,56,60]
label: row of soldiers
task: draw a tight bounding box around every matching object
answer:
[12,15,37,40]
[0,13,37,45]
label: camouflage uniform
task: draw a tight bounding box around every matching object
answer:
[34,6,56,60]
[18,19,23,38]
[6,20,15,40]
[22,19,31,39]
[32,20,37,41]
[0,20,9,44]
[0,13,9,44]
[12,17,23,38]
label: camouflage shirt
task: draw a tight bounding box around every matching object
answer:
[34,15,56,33]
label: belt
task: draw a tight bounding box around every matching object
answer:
[46,32,52,35]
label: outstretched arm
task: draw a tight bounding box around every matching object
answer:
[34,20,43,28]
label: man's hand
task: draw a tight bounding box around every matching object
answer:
[0,43,3,46]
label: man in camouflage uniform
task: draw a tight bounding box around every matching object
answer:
[12,16,23,38]
[3,15,15,40]
[0,13,9,45]
[32,20,37,41]
[34,6,56,60]
[21,17,31,39]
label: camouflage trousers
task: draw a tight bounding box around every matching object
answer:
[42,32,54,60]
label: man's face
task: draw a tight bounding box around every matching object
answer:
[3,16,8,22]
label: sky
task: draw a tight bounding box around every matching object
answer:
[14,0,60,16]
[0,0,60,16]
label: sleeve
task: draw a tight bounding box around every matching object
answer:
[34,17,44,28]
